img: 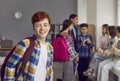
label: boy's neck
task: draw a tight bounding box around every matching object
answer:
[117,35,120,38]
[103,33,107,35]
[83,33,87,36]
[38,38,46,44]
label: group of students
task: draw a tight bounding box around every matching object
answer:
[3,10,120,81]
[55,13,94,81]
[2,11,94,81]
[83,24,120,81]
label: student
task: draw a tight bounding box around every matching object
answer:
[60,19,79,81]
[3,11,53,81]
[100,26,120,81]
[83,24,110,79]
[97,26,117,81]
[69,14,79,78]
[69,14,78,52]
[77,23,94,81]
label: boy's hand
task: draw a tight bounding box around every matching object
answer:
[96,48,99,52]
[96,48,103,53]
[86,39,91,44]
[109,47,115,53]
[101,52,107,57]
[82,42,86,46]
[74,56,79,62]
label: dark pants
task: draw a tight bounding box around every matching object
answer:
[77,58,90,81]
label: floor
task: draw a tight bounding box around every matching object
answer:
[53,62,96,81]
[53,62,63,81]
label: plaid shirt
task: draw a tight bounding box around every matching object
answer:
[64,34,78,60]
[4,35,53,81]
[77,33,94,58]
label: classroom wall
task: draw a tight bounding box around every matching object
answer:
[0,0,117,47]
[0,0,77,44]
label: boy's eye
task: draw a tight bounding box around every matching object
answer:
[44,24,49,27]
[35,24,40,27]
[36,25,40,27]
[44,24,47,27]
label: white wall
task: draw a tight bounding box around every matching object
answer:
[96,0,117,47]
[77,0,87,24]
[117,0,120,25]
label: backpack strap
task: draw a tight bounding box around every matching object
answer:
[1,46,16,81]
[15,37,35,79]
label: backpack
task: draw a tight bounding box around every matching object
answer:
[1,37,35,81]
[51,36,69,62]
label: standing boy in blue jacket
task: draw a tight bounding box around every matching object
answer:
[77,23,94,81]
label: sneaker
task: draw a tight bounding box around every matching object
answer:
[91,76,97,81]
[83,68,93,76]
[88,72,97,81]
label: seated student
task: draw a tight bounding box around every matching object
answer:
[100,26,120,81]
[77,23,94,81]
[83,24,110,80]
[97,26,118,81]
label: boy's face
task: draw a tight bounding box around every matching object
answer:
[80,26,88,35]
[33,18,50,39]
